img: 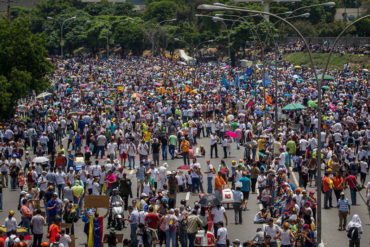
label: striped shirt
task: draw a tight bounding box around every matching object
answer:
[338,198,350,212]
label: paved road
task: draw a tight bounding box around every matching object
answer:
[0,136,369,246]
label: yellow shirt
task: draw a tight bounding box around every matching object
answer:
[144,131,151,142]
[257,139,266,151]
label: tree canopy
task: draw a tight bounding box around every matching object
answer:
[0,18,53,120]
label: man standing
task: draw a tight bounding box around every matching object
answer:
[96,131,107,159]
[239,172,250,210]
[337,192,350,231]
[214,172,226,201]
[345,172,358,205]
[119,173,132,210]
[186,210,203,247]
[210,132,219,159]
[216,222,227,247]
[126,205,139,247]
[31,209,46,247]
[232,185,243,225]
[264,218,280,247]
[180,138,190,165]
[322,172,331,209]
[205,160,215,194]
[168,133,177,160]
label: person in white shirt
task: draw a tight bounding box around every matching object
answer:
[211,205,228,238]
[92,177,100,195]
[5,211,17,235]
[264,218,281,246]
[55,167,66,198]
[216,222,227,246]
[205,160,215,194]
[59,229,72,247]
[210,132,219,158]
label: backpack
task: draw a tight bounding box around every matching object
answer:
[7,237,15,247]
[347,227,359,240]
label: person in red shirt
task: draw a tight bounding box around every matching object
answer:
[345,173,358,205]
[144,206,160,229]
[48,218,61,243]
[322,172,331,209]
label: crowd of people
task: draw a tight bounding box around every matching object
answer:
[0,53,369,247]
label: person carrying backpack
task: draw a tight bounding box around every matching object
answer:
[346,214,363,247]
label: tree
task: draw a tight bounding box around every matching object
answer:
[113,21,145,55]
[0,18,53,119]
[144,0,178,22]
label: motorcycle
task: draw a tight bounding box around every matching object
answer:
[111,201,124,230]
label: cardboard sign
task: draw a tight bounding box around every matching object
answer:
[84,195,110,209]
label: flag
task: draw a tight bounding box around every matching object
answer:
[234,75,239,88]
[222,75,229,89]
[263,73,272,87]
[266,94,272,105]
[246,99,254,108]
[246,66,253,76]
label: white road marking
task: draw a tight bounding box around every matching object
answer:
[186,192,190,201]
[289,167,299,186]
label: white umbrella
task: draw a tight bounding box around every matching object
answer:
[32,156,49,163]
[36,92,52,99]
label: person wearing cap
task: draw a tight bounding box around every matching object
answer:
[337,191,351,231]
[46,192,59,227]
[163,208,178,247]
[4,211,17,236]
[301,224,314,247]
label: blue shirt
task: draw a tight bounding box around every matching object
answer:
[46,200,58,217]
[338,198,350,212]
[239,176,251,192]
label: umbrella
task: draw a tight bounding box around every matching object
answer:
[199,194,221,207]
[131,93,141,98]
[297,79,304,82]
[185,80,192,84]
[311,74,335,81]
[154,83,162,87]
[255,110,263,116]
[282,103,306,111]
[36,92,52,99]
[177,165,190,170]
[32,156,49,163]
[322,86,330,90]
[207,82,214,85]
[226,131,237,138]
[291,74,301,79]
[294,65,302,69]
[307,100,316,108]
[80,84,88,88]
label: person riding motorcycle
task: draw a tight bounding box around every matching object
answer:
[108,189,124,230]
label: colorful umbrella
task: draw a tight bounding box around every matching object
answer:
[226,131,237,138]
[307,100,316,108]
[177,165,190,170]
[131,93,141,98]
[283,103,306,111]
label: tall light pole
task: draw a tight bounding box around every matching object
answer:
[47,16,76,58]
[196,14,232,62]
[197,2,323,242]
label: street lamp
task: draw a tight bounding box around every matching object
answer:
[47,16,76,58]
[197,2,323,242]
[195,14,232,61]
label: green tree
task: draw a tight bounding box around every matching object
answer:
[114,21,145,55]
[144,0,178,22]
[0,18,53,119]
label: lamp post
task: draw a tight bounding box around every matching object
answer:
[197,2,323,242]
[47,16,76,58]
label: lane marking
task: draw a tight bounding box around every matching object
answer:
[186,192,190,201]
[289,167,299,186]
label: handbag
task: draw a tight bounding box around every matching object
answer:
[350,177,362,192]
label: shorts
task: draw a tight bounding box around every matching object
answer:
[120,152,127,159]
[242,191,250,200]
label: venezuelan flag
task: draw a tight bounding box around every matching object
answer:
[246,99,254,108]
